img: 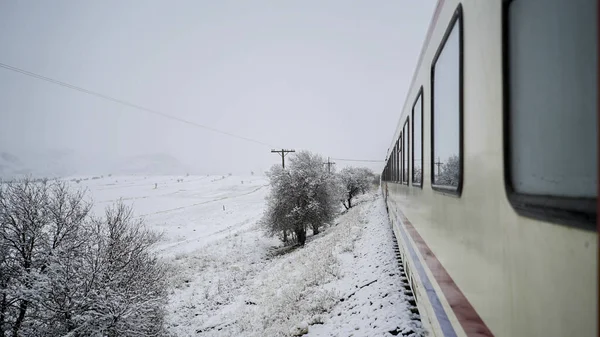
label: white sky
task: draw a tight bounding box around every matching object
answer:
[0,0,436,175]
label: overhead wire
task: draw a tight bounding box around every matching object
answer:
[331,158,384,163]
[0,62,276,148]
[0,62,385,164]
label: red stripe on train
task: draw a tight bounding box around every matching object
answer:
[397,210,494,337]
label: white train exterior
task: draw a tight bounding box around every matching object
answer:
[381,1,597,336]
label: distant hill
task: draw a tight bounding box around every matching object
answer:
[110,153,190,175]
[0,152,30,178]
[0,150,191,179]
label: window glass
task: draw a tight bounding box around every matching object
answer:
[393,144,396,182]
[432,17,461,189]
[386,161,389,181]
[508,0,597,198]
[403,120,409,184]
[391,144,396,182]
[413,93,423,185]
[396,139,401,182]
[385,162,388,181]
[392,144,396,182]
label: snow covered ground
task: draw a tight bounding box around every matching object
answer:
[73,174,268,258]
[73,175,423,336]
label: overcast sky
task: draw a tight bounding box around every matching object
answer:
[0,0,435,175]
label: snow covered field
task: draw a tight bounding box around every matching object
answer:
[74,174,268,258]
[73,175,423,336]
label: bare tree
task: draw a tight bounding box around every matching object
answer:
[73,202,167,337]
[413,168,422,184]
[0,178,168,337]
[338,167,373,209]
[262,151,338,246]
[436,155,459,187]
[371,173,381,185]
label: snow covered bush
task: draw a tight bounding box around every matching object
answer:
[338,167,374,209]
[436,155,459,187]
[262,151,339,245]
[230,199,370,337]
[0,178,168,337]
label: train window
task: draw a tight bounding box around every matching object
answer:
[386,160,390,181]
[391,144,396,182]
[386,164,389,181]
[505,0,597,227]
[430,5,462,194]
[403,119,409,184]
[385,161,389,181]
[398,136,402,182]
[388,150,392,181]
[390,150,393,181]
[396,138,401,182]
[412,89,423,187]
[392,144,396,182]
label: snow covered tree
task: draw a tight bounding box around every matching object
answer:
[413,168,422,184]
[263,165,294,243]
[0,178,168,337]
[338,167,373,209]
[436,155,460,187]
[73,202,168,337]
[372,173,381,185]
[262,151,339,246]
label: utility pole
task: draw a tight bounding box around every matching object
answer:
[323,157,336,173]
[271,149,295,169]
[434,157,443,177]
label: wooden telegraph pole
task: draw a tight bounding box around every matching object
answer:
[271,149,295,169]
[323,157,336,173]
[434,157,443,177]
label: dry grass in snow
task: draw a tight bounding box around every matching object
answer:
[164,191,423,336]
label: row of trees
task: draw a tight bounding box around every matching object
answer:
[0,179,167,337]
[262,151,375,246]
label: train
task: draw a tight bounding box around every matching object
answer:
[380,1,597,336]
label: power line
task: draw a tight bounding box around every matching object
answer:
[0,62,389,163]
[331,157,384,163]
[0,62,275,148]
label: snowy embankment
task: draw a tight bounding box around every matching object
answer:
[75,175,423,336]
[165,191,423,337]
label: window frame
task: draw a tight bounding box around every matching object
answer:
[392,143,396,182]
[386,159,390,181]
[390,147,393,182]
[392,143,395,182]
[502,0,597,229]
[430,4,464,196]
[387,161,390,181]
[396,138,401,183]
[403,118,410,185]
[381,157,388,181]
[389,149,392,182]
[412,87,424,188]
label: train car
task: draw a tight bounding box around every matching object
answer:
[381,1,597,336]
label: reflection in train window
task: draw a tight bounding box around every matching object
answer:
[392,141,398,181]
[396,138,401,182]
[389,142,393,181]
[403,120,409,184]
[506,0,596,224]
[391,143,396,182]
[412,91,423,186]
[385,159,390,181]
[431,9,462,193]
